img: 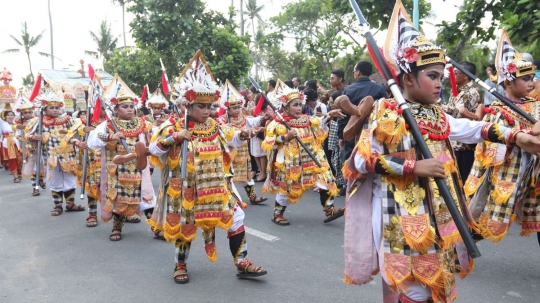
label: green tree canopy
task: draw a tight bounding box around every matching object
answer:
[114,0,251,87]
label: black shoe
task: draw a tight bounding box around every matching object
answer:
[338,187,346,197]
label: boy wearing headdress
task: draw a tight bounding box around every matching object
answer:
[342,2,540,302]
[262,79,345,225]
[148,50,267,284]
[87,76,155,241]
[465,29,540,243]
[26,89,85,215]
[216,80,268,205]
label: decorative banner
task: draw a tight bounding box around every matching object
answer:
[0,84,16,103]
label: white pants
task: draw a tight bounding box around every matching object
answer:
[49,166,76,192]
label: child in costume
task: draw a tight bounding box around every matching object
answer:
[342,2,540,302]
[87,77,155,241]
[262,79,344,225]
[465,29,540,242]
[147,50,266,284]
[26,89,85,215]
[216,80,268,205]
[0,104,23,183]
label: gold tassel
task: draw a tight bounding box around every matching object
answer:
[459,258,474,280]
[342,274,373,286]
[385,268,413,295]
[491,180,516,205]
[399,214,436,254]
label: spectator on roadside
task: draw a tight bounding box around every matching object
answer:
[442,61,484,181]
[483,64,503,106]
[292,77,301,88]
[338,60,387,163]
[284,79,294,88]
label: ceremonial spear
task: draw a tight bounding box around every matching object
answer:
[79,66,97,199]
[28,74,43,191]
[248,76,322,168]
[159,58,188,181]
[447,59,537,124]
[348,0,481,258]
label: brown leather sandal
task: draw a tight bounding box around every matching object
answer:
[236,259,267,278]
[173,263,189,284]
[65,202,85,212]
[32,188,40,196]
[51,205,63,216]
[86,215,98,227]
[109,229,122,241]
[271,214,290,226]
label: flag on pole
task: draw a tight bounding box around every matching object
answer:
[29,73,42,102]
[162,71,169,95]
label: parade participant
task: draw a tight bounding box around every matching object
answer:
[146,88,169,127]
[342,4,540,302]
[17,94,45,195]
[74,108,106,227]
[262,79,344,225]
[87,81,155,241]
[216,80,268,204]
[148,50,266,284]
[441,61,484,181]
[26,89,85,215]
[465,28,540,243]
[0,104,23,182]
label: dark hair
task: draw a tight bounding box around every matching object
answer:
[305,79,317,90]
[534,60,540,71]
[293,76,301,82]
[297,85,306,91]
[139,106,150,116]
[487,64,496,70]
[398,69,421,88]
[249,86,258,94]
[332,69,345,81]
[460,61,476,77]
[284,80,294,88]
[330,90,342,101]
[268,80,276,88]
[76,111,87,118]
[304,87,318,102]
[355,61,373,76]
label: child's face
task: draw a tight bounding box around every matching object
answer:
[115,102,135,120]
[228,105,241,118]
[403,64,444,105]
[284,99,303,118]
[188,103,211,123]
[506,75,534,99]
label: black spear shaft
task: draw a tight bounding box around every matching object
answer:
[248,76,322,168]
[34,108,44,190]
[80,107,92,199]
[447,58,537,124]
[349,0,480,258]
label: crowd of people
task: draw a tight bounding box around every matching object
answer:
[3,1,540,302]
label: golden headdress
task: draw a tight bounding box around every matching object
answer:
[36,88,63,108]
[104,74,139,107]
[495,28,536,84]
[147,88,168,108]
[219,80,243,109]
[270,79,304,110]
[172,50,220,105]
[384,0,446,75]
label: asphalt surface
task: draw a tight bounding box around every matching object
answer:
[1,168,539,303]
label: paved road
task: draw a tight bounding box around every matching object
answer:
[1,169,539,303]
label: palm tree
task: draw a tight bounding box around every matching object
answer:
[21,74,34,91]
[3,22,51,82]
[244,0,264,79]
[88,20,119,63]
[112,0,127,47]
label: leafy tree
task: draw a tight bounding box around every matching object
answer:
[87,20,119,63]
[268,0,431,85]
[21,74,34,91]
[104,47,162,94]
[122,0,251,86]
[4,22,52,82]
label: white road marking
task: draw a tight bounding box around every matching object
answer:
[245,226,280,242]
[506,291,521,298]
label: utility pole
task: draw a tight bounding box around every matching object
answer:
[48,0,55,68]
[413,0,419,28]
